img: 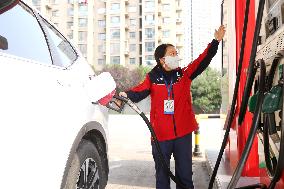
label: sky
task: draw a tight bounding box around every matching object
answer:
[190,0,223,71]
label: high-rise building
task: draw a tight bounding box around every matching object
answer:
[191,0,222,70]
[27,0,186,71]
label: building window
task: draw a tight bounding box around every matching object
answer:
[67,7,73,16]
[98,44,105,53]
[268,0,277,8]
[110,29,120,39]
[111,16,120,26]
[98,58,106,65]
[78,44,87,56]
[52,10,59,17]
[67,21,73,29]
[110,56,120,64]
[110,43,120,54]
[32,0,41,6]
[163,17,171,24]
[177,35,182,42]
[130,58,136,64]
[130,19,136,26]
[163,30,170,38]
[145,14,154,25]
[145,55,154,60]
[145,1,155,12]
[129,44,136,52]
[67,33,73,40]
[129,32,136,38]
[145,28,155,38]
[78,31,87,42]
[145,55,155,65]
[163,4,170,11]
[110,3,120,13]
[79,4,88,16]
[98,20,105,27]
[79,18,88,27]
[145,42,155,52]
[98,33,106,40]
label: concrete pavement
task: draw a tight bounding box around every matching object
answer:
[106,114,225,189]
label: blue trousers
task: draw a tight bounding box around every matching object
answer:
[151,133,194,189]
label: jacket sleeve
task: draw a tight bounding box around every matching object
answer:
[125,74,151,103]
[183,39,219,80]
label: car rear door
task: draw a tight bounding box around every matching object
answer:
[0,3,92,188]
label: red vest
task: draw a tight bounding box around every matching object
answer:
[127,40,219,141]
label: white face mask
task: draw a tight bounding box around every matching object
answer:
[164,56,181,70]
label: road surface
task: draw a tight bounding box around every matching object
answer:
[106,114,224,189]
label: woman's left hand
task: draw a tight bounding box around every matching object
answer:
[214,25,226,42]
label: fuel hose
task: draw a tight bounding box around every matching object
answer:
[262,57,281,177]
[110,95,189,189]
[237,52,284,188]
[227,60,266,189]
[222,0,265,187]
[208,0,251,188]
[263,113,278,176]
[227,0,284,184]
[267,63,284,189]
[266,57,281,90]
[238,0,265,125]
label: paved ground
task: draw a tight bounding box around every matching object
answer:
[105,114,225,189]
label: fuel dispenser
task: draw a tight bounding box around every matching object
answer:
[210,0,284,188]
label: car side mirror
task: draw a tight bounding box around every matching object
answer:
[0,0,19,14]
[85,72,116,105]
[0,35,8,50]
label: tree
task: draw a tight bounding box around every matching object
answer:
[97,64,151,92]
[191,67,222,113]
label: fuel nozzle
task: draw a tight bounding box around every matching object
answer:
[107,95,142,114]
[105,95,127,113]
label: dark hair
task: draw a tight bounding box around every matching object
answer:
[154,43,174,66]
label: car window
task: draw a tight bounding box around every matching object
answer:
[0,0,18,14]
[0,4,52,65]
[40,17,77,67]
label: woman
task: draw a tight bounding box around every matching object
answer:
[118,25,225,189]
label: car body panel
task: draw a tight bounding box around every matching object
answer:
[0,2,113,188]
[0,53,109,188]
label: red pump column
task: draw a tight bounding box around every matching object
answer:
[235,0,259,176]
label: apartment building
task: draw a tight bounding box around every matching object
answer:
[191,0,222,70]
[27,0,186,70]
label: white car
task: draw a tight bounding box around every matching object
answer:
[0,1,116,188]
